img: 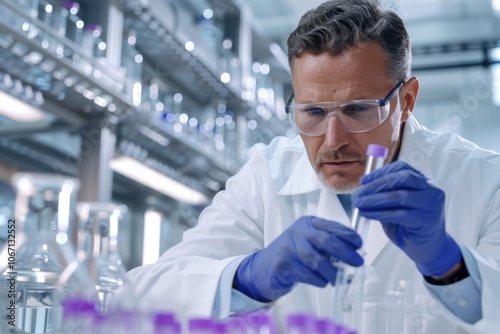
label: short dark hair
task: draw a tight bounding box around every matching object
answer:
[287,0,412,82]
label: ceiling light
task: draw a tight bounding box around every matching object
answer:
[0,91,46,123]
[109,155,208,206]
[493,0,500,12]
[142,210,162,265]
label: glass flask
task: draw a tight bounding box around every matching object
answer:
[0,172,80,334]
[74,202,128,314]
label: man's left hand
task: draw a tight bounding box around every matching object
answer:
[353,161,462,277]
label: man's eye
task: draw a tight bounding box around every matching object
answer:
[302,107,326,116]
[340,103,373,115]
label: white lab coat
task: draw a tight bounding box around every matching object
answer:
[125,116,500,333]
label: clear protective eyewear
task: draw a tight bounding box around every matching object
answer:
[285,80,405,137]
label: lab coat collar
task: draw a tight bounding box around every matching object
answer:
[396,115,436,179]
[278,148,322,195]
[397,114,424,162]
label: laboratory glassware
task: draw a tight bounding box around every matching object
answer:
[46,0,79,57]
[60,0,83,60]
[37,0,52,47]
[351,144,388,241]
[0,0,38,48]
[55,202,129,332]
[0,172,80,334]
[17,0,40,39]
[74,202,128,314]
[332,144,388,332]
[78,24,102,76]
[121,29,143,100]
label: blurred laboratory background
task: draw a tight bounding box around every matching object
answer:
[0,0,499,271]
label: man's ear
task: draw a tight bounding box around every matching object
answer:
[401,76,419,122]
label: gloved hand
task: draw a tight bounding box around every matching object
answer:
[353,161,462,277]
[234,216,363,302]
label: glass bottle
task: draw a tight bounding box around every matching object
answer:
[0,0,39,48]
[77,24,101,76]
[36,0,51,46]
[196,14,223,54]
[0,172,80,334]
[60,0,83,60]
[18,0,40,40]
[121,29,143,103]
[75,202,128,314]
[47,0,76,57]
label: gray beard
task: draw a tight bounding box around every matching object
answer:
[317,172,360,194]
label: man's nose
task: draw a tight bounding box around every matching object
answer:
[323,114,350,150]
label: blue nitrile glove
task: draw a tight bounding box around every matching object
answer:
[353,161,462,277]
[234,216,363,302]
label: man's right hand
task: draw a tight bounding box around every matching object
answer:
[234,216,363,302]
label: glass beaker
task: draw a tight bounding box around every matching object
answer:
[0,172,80,333]
[75,202,128,314]
[360,295,404,334]
[333,264,366,331]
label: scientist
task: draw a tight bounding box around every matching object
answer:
[123,0,500,332]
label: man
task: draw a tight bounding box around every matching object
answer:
[123,1,500,332]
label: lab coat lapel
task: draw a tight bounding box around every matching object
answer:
[362,218,389,266]
[314,188,350,226]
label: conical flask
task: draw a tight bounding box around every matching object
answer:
[74,202,128,314]
[0,172,80,334]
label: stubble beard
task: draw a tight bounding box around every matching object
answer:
[314,148,367,194]
[317,170,361,194]
[315,140,400,193]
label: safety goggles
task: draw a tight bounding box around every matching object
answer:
[285,80,404,137]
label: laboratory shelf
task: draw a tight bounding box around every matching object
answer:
[0,137,78,176]
[0,0,135,121]
[121,0,246,110]
[119,115,238,192]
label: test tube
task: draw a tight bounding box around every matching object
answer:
[350,144,388,244]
